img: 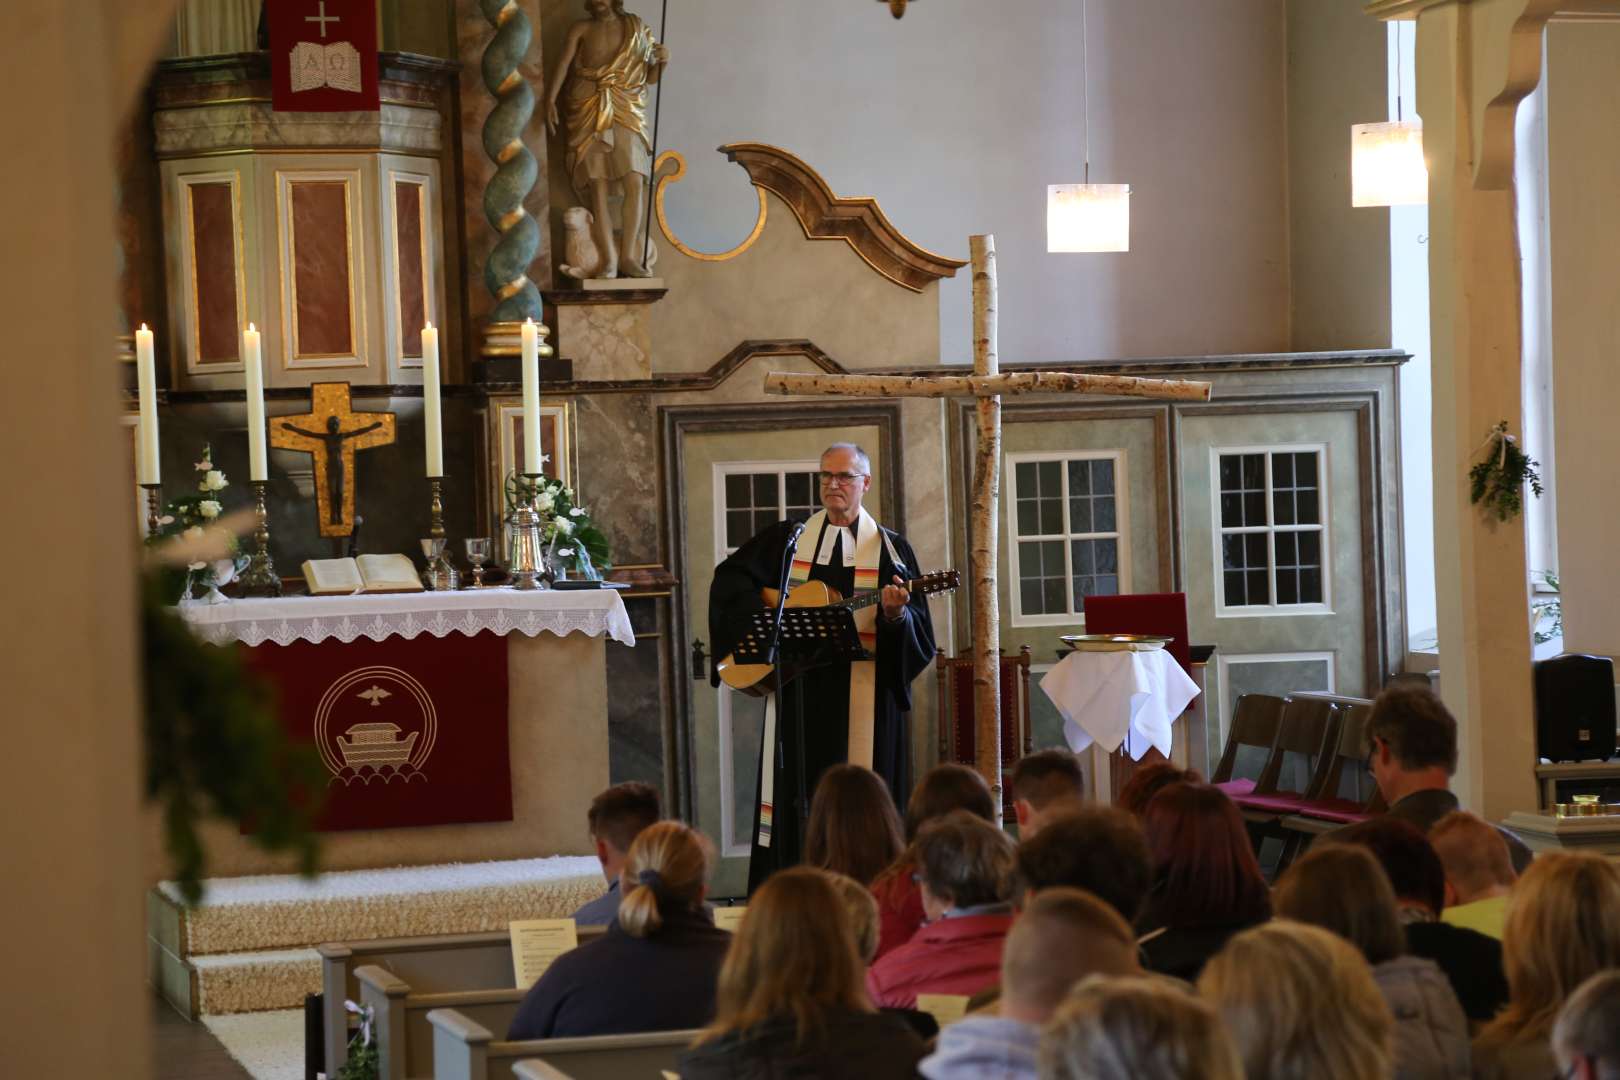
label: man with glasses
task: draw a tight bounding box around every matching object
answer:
[711,442,936,890]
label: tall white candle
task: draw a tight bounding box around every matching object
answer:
[243,323,268,482]
[422,322,443,477]
[135,323,161,485]
[520,317,543,475]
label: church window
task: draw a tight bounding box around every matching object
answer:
[1214,447,1329,614]
[1008,451,1130,626]
[719,464,822,553]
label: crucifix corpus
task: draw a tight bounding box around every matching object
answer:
[270,382,396,540]
[763,234,1212,806]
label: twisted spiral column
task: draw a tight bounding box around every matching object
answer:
[479,0,542,325]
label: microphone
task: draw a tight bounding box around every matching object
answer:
[786,519,808,544]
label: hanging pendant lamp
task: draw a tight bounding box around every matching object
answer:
[1048,0,1129,252]
[1352,21,1427,207]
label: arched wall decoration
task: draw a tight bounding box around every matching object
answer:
[654,142,966,292]
[654,149,769,262]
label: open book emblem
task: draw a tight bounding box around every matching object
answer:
[289,41,362,94]
[314,666,435,786]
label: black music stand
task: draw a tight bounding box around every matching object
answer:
[732,606,870,854]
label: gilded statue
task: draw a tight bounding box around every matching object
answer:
[545,0,670,279]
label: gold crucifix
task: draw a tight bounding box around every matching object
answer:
[271,382,396,538]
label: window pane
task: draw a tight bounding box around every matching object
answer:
[1219,455,1242,490]
[1246,533,1269,567]
[1221,493,1243,528]
[1300,567,1324,603]
[1224,570,1247,606]
[1092,459,1115,495]
[1222,534,1248,572]
[1016,461,1037,494]
[1039,498,1063,534]
[726,510,752,547]
[1273,453,1294,486]
[1248,570,1270,604]
[1275,532,1297,567]
[784,472,810,506]
[1298,530,1321,566]
[1038,460,1061,494]
[1294,452,1318,486]
[1297,489,1320,525]
[1017,499,1039,536]
[725,473,749,505]
[1244,492,1266,526]
[1094,539,1118,574]
[1043,577,1066,612]
[752,474,777,504]
[1094,496,1116,533]
[1274,489,1296,526]
[753,510,778,536]
[1071,497,1093,533]
[1276,569,1299,605]
[1068,459,1091,495]
[1039,540,1064,574]
[1242,454,1265,488]
[1019,540,1046,576]
[1021,579,1044,615]
[1072,539,1095,576]
[1093,574,1118,596]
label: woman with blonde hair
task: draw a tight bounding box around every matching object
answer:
[678,867,925,1078]
[1039,974,1245,1080]
[1473,852,1620,1079]
[508,820,730,1039]
[1198,920,1394,1080]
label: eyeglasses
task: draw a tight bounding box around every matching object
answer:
[819,471,868,486]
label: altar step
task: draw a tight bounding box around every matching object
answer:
[147,855,601,1017]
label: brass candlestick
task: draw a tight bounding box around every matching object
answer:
[141,483,163,537]
[238,480,282,597]
[422,476,459,590]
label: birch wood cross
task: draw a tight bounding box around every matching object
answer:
[763,234,1212,808]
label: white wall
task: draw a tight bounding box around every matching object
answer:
[1387,22,1436,653]
[625,0,1288,364]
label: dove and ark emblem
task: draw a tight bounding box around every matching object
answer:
[312,667,437,785]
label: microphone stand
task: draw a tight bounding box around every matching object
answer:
[767,520,808,855]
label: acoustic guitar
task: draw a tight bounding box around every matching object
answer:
[715,570,961,696]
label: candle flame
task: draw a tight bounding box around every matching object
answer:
[248,322,257,332]
[139,322,150,332]
[524,316,535,326]
[425,321,434,330]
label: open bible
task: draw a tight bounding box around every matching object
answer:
[289,40,363,94]
[301,554,422,595]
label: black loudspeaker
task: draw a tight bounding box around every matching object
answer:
[1534,653,1617,763]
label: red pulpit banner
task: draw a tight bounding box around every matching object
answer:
[268,0,380,113]
[242,631,512,831]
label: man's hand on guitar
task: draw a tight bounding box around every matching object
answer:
[880,575,909,622]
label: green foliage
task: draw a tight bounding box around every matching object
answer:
[334,1038,378,1080]
[1469,421,1543,522]
[141,571,323,903]
[503,472,612,575]
[1532,569,1563,646]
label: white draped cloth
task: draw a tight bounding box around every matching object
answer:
[1040,649,1200,760]
[179,590,635,648]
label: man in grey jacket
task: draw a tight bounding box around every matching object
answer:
[919,888,1139,1080]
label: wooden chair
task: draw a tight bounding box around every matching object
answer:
[936,646,1033,822]
[1210,694,1286,798]
[1232,697,1341,819]
[428,1007,696,1080]
[1279,701,1388,840]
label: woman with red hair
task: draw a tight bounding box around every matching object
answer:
[1136,781,1271,980]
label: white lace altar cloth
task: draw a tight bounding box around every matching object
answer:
[179,590,635,648]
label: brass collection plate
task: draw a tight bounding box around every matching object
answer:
[1059,633,1175,653]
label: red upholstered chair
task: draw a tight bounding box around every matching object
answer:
[1210,694,1286,798]
[936,647,1033,823]
[1231,697,1341,820]
[1283,701,1388,827]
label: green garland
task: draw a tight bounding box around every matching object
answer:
[1469,421,1543,522]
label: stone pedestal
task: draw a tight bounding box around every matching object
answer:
[545,285,667,382]
[1502,810,1620,856]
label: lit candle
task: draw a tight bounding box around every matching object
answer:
[520,317,542,475]
[243,323,267,482]
[422,322,443,477]
[135,323,161,485]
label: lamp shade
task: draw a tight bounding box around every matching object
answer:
[1351,120,1427,207]
[1047,183,1130,253]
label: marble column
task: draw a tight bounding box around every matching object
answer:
[1399,0,1552,819]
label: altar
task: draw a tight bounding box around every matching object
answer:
[175,590,634,876]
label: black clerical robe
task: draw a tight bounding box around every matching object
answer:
[709,516,935,891]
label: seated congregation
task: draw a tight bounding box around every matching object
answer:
[451,686,1620,1079]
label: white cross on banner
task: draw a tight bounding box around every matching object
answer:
[269,0,379,112]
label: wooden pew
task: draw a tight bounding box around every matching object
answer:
[428,1007,697,1080]
[320,926,605,1075]
[512,1062,573,1080]
[359,965,524,1080]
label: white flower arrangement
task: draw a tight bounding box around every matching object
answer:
[149,444,244,601]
